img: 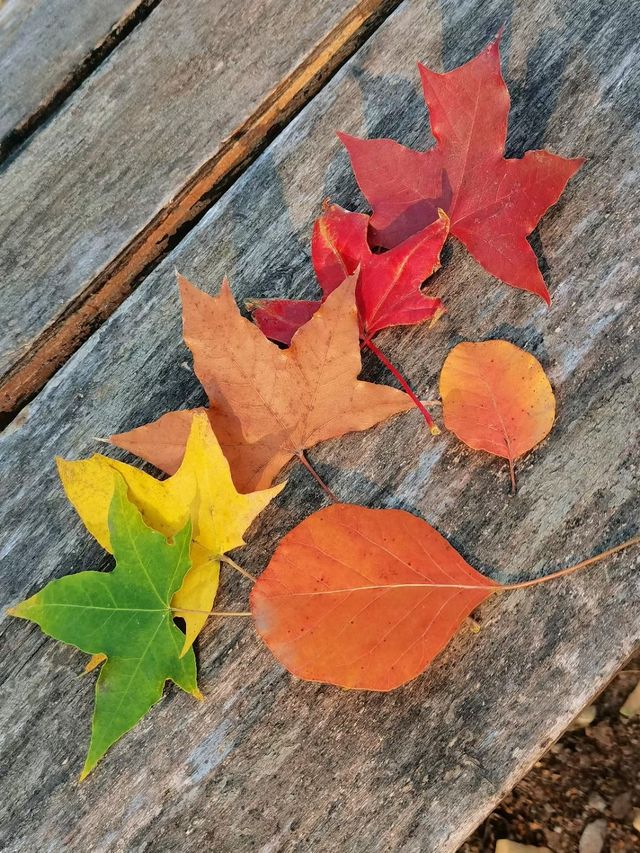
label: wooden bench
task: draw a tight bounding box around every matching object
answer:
[0,0,637,850]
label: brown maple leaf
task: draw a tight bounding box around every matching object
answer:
[111,274,413,492]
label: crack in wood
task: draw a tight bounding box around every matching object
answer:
[0,0,403,429]
[0,0,164,167]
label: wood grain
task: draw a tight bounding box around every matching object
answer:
[0,0,155,157]
[1,0,638,849]
[0,0,401,420]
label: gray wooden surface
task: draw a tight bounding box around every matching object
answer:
[0,0,391,416]
[0,0,149,149]
[1,0,638,850]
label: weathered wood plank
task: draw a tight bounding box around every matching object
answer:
[0,0,155,157]
[0,0,638,850]
[0,0,400,420]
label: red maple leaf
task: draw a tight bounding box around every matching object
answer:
[249,202,448,344]
[249,203,449,433]
[338,34,584,303]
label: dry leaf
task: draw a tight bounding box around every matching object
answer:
[620,680,640,719]
[250,202,448,343]
[440,340,555,491]
[59,413,282,652]
[339,35,584,301]
[251,503,499,690]
[111,275,412,492]
[568,704,597,731]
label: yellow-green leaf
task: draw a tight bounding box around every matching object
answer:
[9,477,201,779]
[57,412,283,653]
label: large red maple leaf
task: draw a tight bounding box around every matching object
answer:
[339,34,584,303]
[249,202,448,345]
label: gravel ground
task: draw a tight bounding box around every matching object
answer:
[460,654,640,852]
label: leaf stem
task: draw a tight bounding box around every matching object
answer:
[172,538,638,620]
[172,608,252,617]
[296,451,338,502]
[503,535,640,591]
[219,554,256,583]
[508,458,517,495]
[362,337,440,435]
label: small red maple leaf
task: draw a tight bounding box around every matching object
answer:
[338,33,584,303]
[249,202,448,345]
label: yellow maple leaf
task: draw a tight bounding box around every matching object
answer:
[57,412,284,656]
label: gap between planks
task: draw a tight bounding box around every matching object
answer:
[0,0,164,167]
[0,0,404,429]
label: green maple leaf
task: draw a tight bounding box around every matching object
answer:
[9,475,201,779]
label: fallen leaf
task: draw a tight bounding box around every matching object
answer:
[440,340,555,491]
[251,503,500,690]
[249,202,448,344]
[9,477,200,779]
[246,297,319,349]
[339,34,584,302]
[58,412,282,654]
[568,704,597,731]
[620,680,640,719]
[111,274,412,492]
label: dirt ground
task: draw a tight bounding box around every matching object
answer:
[460,654,640,852]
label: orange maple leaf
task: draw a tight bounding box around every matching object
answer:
[111,274,413,492]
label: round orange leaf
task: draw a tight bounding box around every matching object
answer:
[251,504,499,691]
[440,340,555,476]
